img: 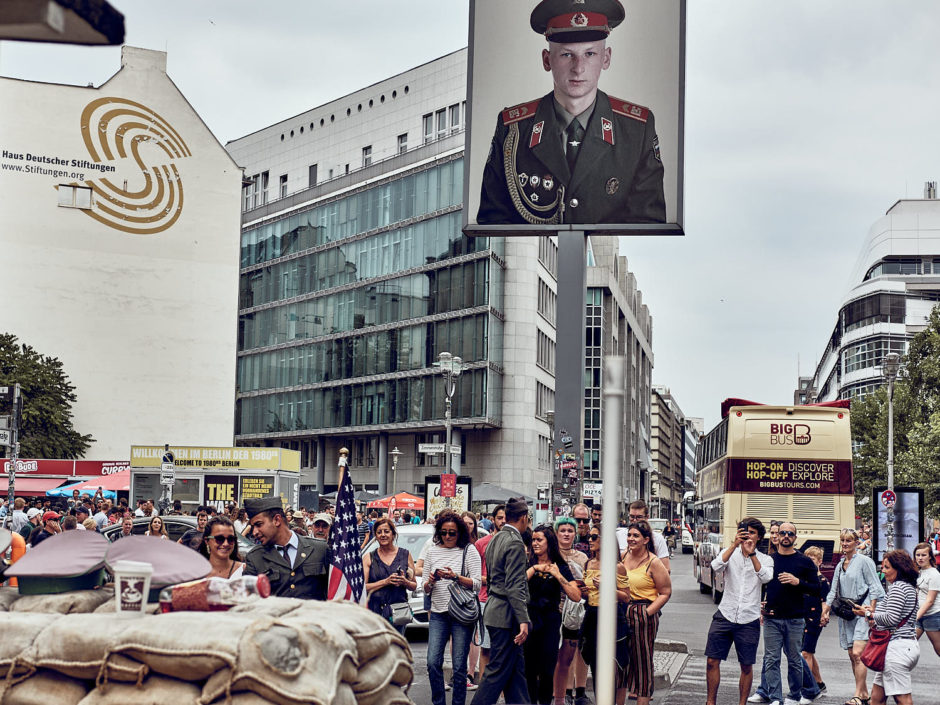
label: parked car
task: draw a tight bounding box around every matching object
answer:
[693,532,724,603]
[360,523,435,630]
[681,527,694,554]
[101,515,256,556]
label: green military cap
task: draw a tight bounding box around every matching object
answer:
[245,496,283,519]
[530,0,625,43]
[6,530,108,594]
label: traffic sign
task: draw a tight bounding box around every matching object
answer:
[0,429,11,447]
[0,415,9,430]
[449,444,462,455]
[160,474,175,487]
[0,387,12,402]
[418,443,445,454]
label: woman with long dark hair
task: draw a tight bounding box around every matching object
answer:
[524,525,581,703]
[198,515,245,579]
[422,510,482,705]
[363,518,417,635]
[852,550,920,705]
[462,511,481,543]
[621,521,671,705]
[913,542,940,657]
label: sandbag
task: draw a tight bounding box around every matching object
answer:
[228,596,303,619]
[0,612,58,679]
[110,612,253,681]
[93,596,161,615]
[3,668,87,705]
[11,588,114,614]
[0,587,20,611]
[22,613,147,683]
[77,674,200,705]
[200,618,358,705]
[357,682,414,705]
[352,646,414,695]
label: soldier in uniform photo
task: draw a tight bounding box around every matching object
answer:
[477,0,666,226]
[243,496,332,600]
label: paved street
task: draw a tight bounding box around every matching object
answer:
[406,553,937,704]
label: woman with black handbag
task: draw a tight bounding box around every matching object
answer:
[851,550,919,705]
[363,518,416,634]
[524,524,583,704]
[422,511,482,705]
[822,528,886,705]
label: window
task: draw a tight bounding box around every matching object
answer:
[244,171,270,211]
[537,279,557,325]
[536,329,556,373]
[362,145,372,168]
[536,381,555,419]
[538,236,558,277]
[279,174,288,199]
[449,103,461,133]
[423,113,434,143]
[398,133,408,154]
[328,168,334,180]
[308,164,317,188]
[260,171,269,205]
[436,109,447,139]
[57,184,92,209]
[345,164,350,175]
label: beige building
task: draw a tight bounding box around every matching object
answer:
[0,47,243,458]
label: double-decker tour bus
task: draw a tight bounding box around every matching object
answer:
[693,398,854,601]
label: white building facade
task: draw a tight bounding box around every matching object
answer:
[809,186,940,401]
[0,47,243,458]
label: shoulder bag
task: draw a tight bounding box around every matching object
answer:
[385,548,413,627]
[860,600,916,671]
[831,559,867,621]
[448,546,482,626]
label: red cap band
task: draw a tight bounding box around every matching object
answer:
[545,12,610,33]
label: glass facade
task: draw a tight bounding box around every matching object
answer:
[236,156,503,438]
[583,288,603,478]
[842,336,906,375]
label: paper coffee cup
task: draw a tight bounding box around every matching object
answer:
[112,559,153,617]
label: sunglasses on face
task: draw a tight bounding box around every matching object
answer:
[628,515,645,521]
[440,530,458,537]
[778,530,796,537]
[576,518,591,524]
[589,534,600,540]
[209,535,236,545]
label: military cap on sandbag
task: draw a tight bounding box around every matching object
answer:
[530,0,625,43]
[106,535,210,601]
[6,530,109,594]
[245,496,284,519]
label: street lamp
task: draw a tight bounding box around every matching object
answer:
[882,352,901,552]
[389,446,402,494]
[436,352,463,475]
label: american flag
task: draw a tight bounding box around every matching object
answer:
[327,466,365,602]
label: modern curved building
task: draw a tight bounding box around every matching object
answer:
[809,184,940,401]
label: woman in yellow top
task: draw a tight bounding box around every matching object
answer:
[621,520,672,705]
[579,525,632,704]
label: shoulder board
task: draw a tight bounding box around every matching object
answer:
[609,97,650,123]
[501,99,541,125]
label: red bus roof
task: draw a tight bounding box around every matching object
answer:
[720,397,850,418]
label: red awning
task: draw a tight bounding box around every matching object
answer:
[64,471,130,493]
[367,492,425,510]
[0,477,75,496]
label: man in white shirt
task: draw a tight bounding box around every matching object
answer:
[705,517,774,705]
[617,500,670,573]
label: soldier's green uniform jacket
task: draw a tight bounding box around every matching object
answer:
[244,535,332,600]
[477,90,665,225]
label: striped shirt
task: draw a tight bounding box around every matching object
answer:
[423,543,482,614]
[872,580,918,640]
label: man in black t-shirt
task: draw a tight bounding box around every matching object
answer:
[757,522,819,705]
[178,511,208,550]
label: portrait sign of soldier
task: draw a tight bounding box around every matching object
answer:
[466,0,684,230]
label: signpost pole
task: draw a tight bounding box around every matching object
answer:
[159,444,175,514]
[2,384,22,528]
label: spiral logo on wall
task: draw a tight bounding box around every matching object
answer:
[78,97,191,234]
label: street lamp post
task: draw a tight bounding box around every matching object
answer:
[390,446,402,495]
[883,352,901,553]
[436,352,463,510]
[546,410,555,517]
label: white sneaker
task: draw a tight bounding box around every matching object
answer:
[768,700,781,705]
[747,696,770,704]
[783,699,800,705]
[799,698,813,705]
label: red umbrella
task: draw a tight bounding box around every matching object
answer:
[367,491,424,510]
[65,470,130,493]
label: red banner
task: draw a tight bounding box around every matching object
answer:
[1,459,129,476]
[726,458,853,494]
[440,474,457,498]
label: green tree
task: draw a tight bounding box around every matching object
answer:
[0,333,94,459]
[851,307,940,518]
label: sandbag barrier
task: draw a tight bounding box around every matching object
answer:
[0,589,414,705]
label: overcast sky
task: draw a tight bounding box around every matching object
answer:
[3,0,939,429]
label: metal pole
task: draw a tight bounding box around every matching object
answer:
[444,390,452,509]
[596,357,625,705]
[886,376,895,552]
[3,384,20,528]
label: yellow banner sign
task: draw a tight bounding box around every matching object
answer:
[130,446,299,472]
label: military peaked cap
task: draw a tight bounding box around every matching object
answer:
[531,0,626,43]
[245,496,283,518]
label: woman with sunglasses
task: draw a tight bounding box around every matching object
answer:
[198,515,245,579]
[579,526,632,704]
[822,528,885,705]
[622,521,672,705]
[422,510,482,705]
[524,524,582,704]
